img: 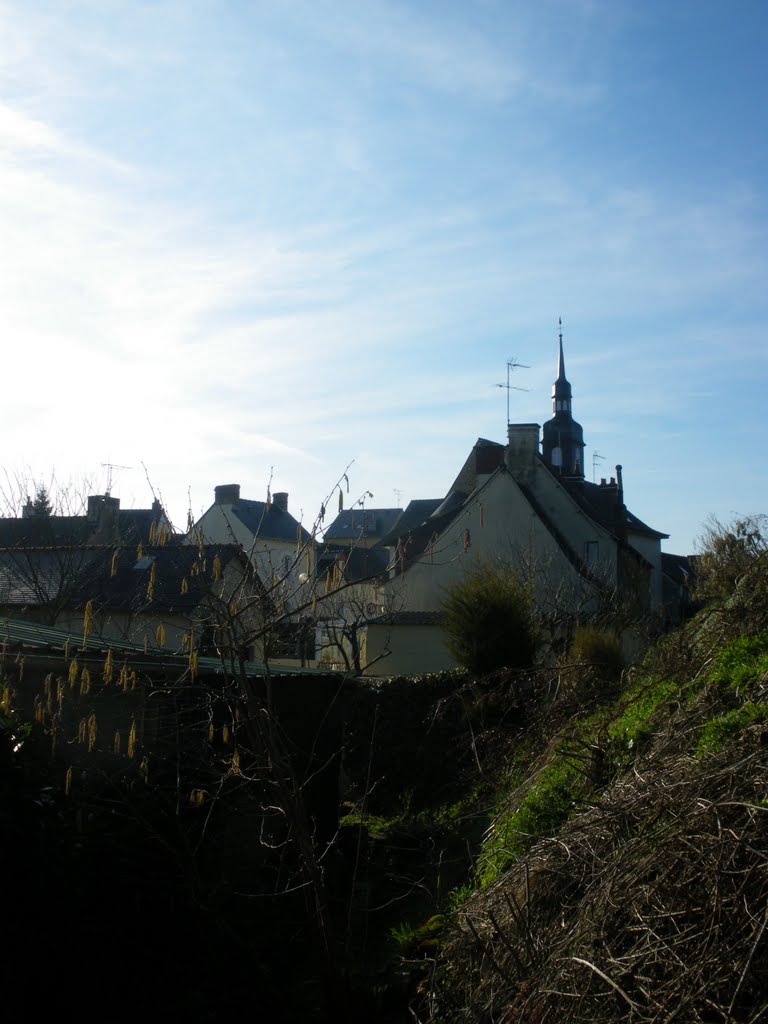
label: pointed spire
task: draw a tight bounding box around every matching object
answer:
[557,317,566,381]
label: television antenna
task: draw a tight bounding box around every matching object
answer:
[495,358,530,425]
[592,450,606,483]
[393,487,403,505]
[101,462,132,495]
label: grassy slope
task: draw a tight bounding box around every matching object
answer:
[427,561,768,1023]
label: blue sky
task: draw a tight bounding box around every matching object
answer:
[1,0,766,551]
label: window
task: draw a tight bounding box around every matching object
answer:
[585,541,598,566]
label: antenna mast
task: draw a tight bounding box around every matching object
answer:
[101,462,131,495]
[496,357,530,425]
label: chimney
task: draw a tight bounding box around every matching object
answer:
[214,484,240,505]
[87,493,120,524]
[505,423,540,476]
[273,492,288,513]
[87,494,120,541]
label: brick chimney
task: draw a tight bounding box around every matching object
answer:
[273,492,288,513]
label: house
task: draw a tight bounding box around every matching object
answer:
[191,484,317,662]
[0,493,175,627]
[365,330,669,676]
[191,484,312,584]
[0,537,259,657]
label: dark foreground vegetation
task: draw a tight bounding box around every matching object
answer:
[3,517,768,1022]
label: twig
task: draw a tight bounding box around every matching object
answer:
[571,956,645,1014]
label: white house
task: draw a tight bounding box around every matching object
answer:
[191,484,313,588]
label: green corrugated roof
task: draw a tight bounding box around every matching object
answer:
[0,616,329,677]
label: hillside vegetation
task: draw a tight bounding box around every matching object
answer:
[343,534,768,1022]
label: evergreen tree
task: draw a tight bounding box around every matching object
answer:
[31,486,53,517]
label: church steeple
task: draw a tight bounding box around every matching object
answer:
[541,320,585,478]
[551,319,573,417]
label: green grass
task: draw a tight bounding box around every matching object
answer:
[390,914,446,955]
[338,809,404,836]
[607,675,681,759]
[707,627,768,690]
[479,755,582,888]
[695,702,768,757]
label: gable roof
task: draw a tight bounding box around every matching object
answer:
[218,499,311,545]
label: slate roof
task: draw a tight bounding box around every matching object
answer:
[377,499,443,547]
[75,544,250,614]
[226,499,311,544]
[0,516,93,548]
[0,504,174,549]
[323,507,402,543]
[0,547,104,607]
[561,477,669,540]
[117,508,177,545]
[661,552,694,586]
[0,543,250,616]
[316,543,390,583]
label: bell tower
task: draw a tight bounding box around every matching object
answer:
[541,320,585,478]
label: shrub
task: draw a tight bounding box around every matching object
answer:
[571,624,624,679]
[441,563,537,675]
[694,513,767,602]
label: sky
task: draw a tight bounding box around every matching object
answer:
[1,0,766,553]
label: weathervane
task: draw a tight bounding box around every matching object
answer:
[496,357,530,425]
